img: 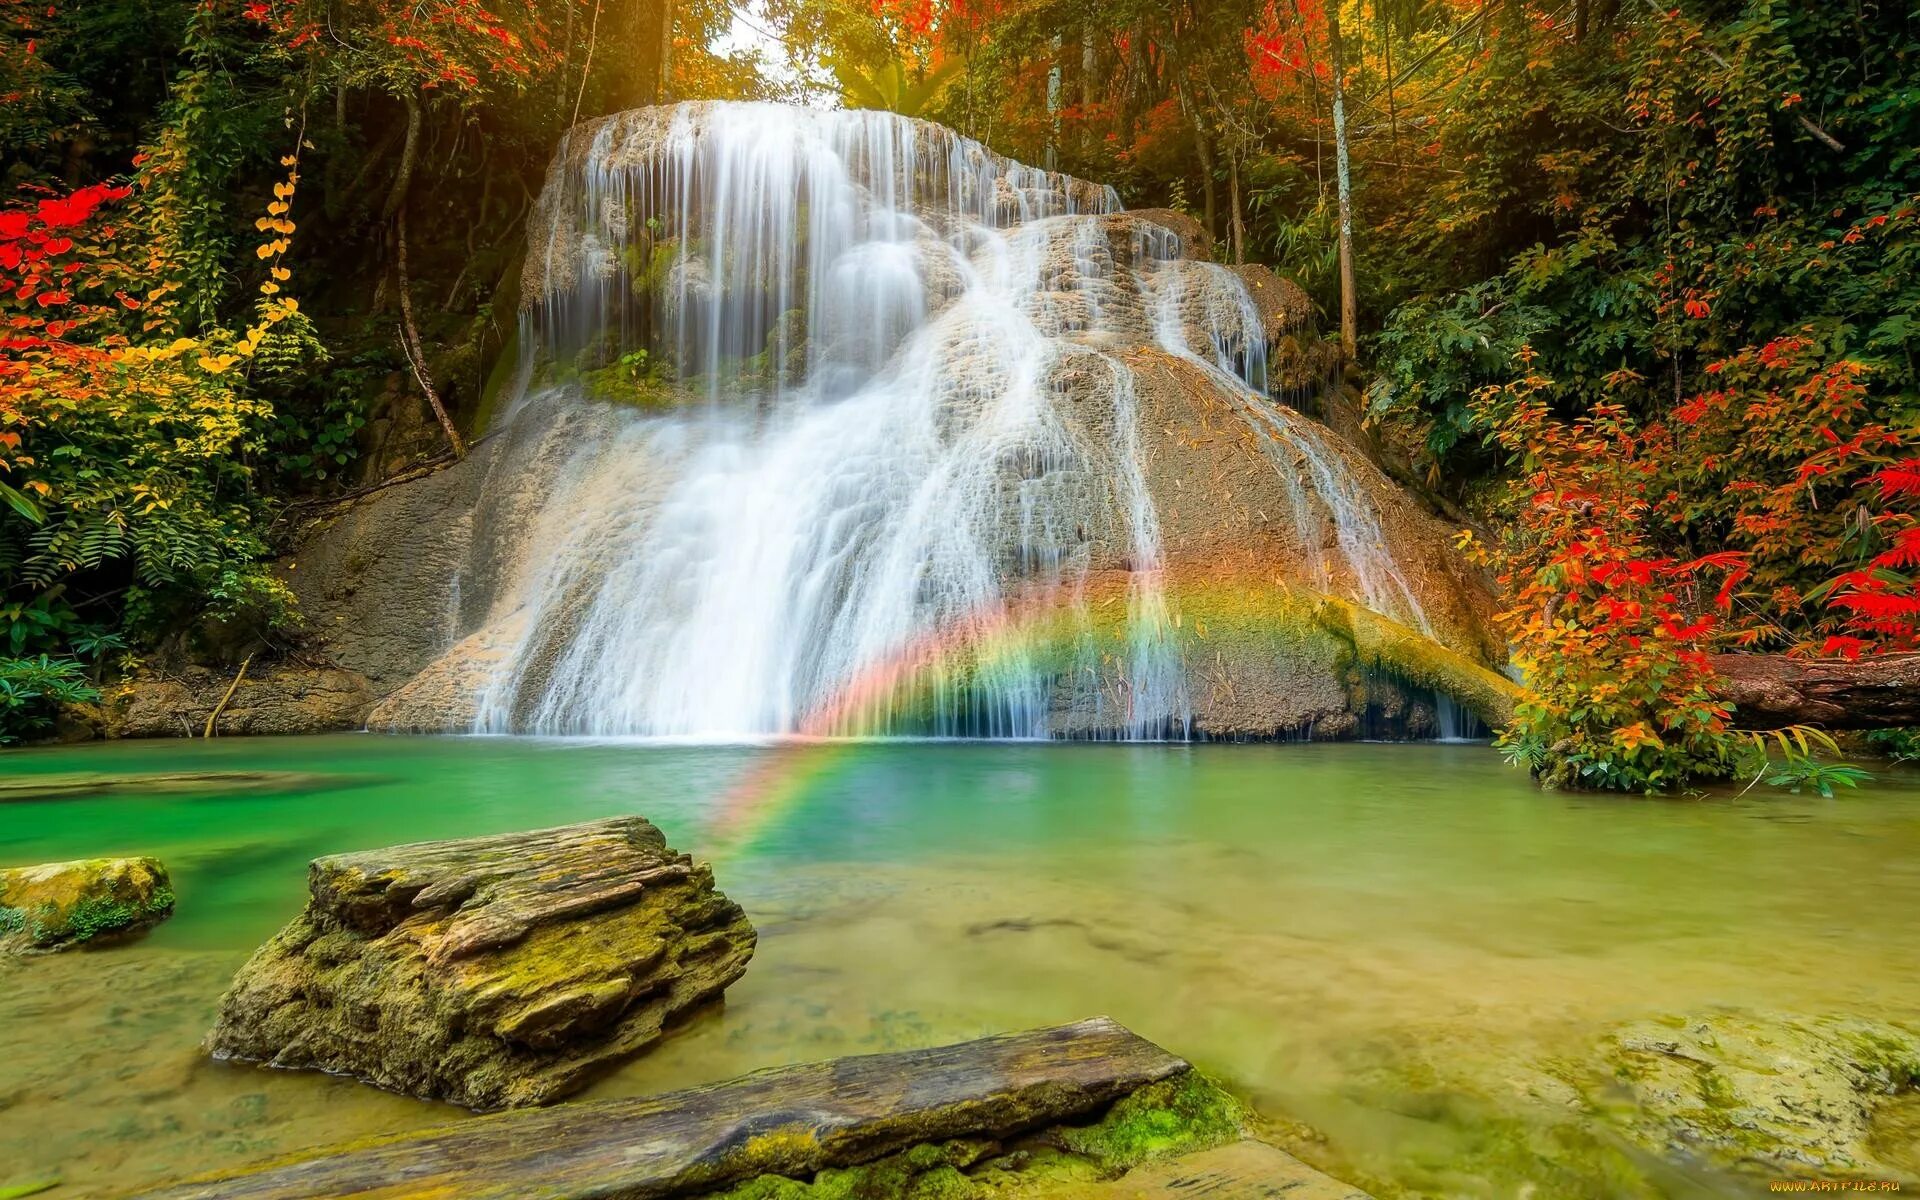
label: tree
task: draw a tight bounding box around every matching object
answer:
[1325,0,1356,361]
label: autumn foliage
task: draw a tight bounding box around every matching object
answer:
[241,0,564,93]
[1466,358,1749,791]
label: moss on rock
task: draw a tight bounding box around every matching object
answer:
[1556,1012,1920,1181]
[205,816,755,1110]
[1050,1071,1246,1171]
[0,856,175,954]
[698,1071,1247,1200]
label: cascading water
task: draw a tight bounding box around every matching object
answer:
[447,101,1467,739]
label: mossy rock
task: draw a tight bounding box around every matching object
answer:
[0,856,175,953]
[1558,1011,1920,1181]
[204,816,755,1111]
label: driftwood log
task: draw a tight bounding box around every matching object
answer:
[205,816,755,1110]
[1712,653,1920,730]
[141,1018,1193,1200]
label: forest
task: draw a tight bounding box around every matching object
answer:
[3,0,1919,793]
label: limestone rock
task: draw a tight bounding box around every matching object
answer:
[0,857,175,953]
[1231,263,1339,397]
[105,663,375,739]
[1574,1012,1920,1178]
[1102,1138,1374,1199]
[205,816,755,1110]
[1127,208,1213,261]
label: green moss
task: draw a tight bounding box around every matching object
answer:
[32,884,173,945]
[1838,1028,1920,1089]
[1053,1072,1246,1172]
[705,1139,993,1200]
[698,1074,1245,1200]
[47,879,172,944]
[0,906,23,936]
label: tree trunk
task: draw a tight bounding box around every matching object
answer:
[657,0,675,103]
[571,0,602,126]
[381,89,423,222]
[1045,33,1064,171]
[1712,654,1920,730]
[1079,27,1095,156]
[1384,24,1402,167]
[1177,85,1217,242]
[1327,1,1359,362]
[1227,148,1246,265]
[396,206,468,459]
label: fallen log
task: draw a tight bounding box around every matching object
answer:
[1712,653,1920,730]
[138,1017,1193,1200]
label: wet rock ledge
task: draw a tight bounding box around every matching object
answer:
[206,816,755,1110]
[139,1017,1366,1200]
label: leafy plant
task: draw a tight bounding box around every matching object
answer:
[1761,760,1873,798]
[1464,358,1750,792]
[1866,728,1920,764]
[0,654,99,743]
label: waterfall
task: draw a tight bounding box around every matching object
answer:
[450,102,1455,739]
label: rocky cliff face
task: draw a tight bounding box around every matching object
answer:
[249,103,1509,741]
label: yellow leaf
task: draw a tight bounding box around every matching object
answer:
[166,337,199,356]
[255,244,275,259]
[255,217,274,231]
[279,154,299,167]
[273,182,293,199]
[197,354,238,374]
[270,219,295,235]
[259,281,280,295]
[268,201,290,215]
[270,267,291,281]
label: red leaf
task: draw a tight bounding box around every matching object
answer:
[1871,459,1920,500]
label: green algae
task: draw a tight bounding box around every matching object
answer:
[1052,1071,1246,1171]
[699,1072,1247,1200]
[52,885,176,944]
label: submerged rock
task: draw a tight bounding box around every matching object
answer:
[205,816,755,1110]
[1572,1012,1920,1180]
[0,857,175,953]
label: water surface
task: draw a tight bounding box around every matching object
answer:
[3,735,1917,1197]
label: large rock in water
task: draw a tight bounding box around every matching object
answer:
[206,817,755,1110]
[0,856,175,953]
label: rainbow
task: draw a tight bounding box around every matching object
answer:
[700,559,1519,854]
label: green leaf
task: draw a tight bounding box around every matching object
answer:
[0,481,45,524]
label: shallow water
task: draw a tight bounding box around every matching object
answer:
[2,735,1917,1197]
